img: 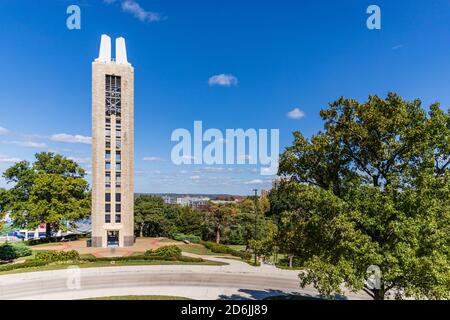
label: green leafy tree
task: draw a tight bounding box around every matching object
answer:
[175,206,203,236]
[134,195,172,237]
[204,203,237,244]
[274,93,450,300]
[249,218,277,262]
[0,188,7,233]
[0,153,90,236]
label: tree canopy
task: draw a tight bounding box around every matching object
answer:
[0,152,90,236]
[272,93,450,300]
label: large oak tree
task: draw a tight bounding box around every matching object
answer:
[0,152,90,236]
[272,93,450,299]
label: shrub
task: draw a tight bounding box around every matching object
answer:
[200,241,251,260]
[35,250,80,263]
[145,245,182,257]
[0,242,32,261]
[84,254,204,263]
[171,233,201,244]
[0,243,17,261]
[10,242,32,258]
[0,260,48,272]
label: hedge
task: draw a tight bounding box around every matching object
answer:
[200,241,251,260]
[145,245,181,257]
[171,233,201,244]
[0,260,48,272]
[0,242,32,261]
[82,254,203,263]
[34,250,80,263]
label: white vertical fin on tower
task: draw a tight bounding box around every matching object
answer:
[116,37,129,65]
[96,34,111,63]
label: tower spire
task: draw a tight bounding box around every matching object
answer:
[116,37,129,65]
[96,34,111,63]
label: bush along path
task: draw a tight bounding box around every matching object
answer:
[0,246,226,274]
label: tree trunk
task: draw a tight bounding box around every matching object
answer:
[139,224,144,237]
[372,288,385,300]
[288,255,294,268]
[45,223,52,238]
[215,227,221,244]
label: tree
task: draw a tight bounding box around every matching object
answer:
[0,153,90,237]
[249,218,277,263]
[0,188,7,233]
[274,93,450,300]
[204,203,237,244]
[134,195,171,237]
[175,206,203,236]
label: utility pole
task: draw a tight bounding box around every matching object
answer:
[253,189,258,265]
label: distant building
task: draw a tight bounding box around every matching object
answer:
[163,195,177,205]
[210,199,239,205]
[176,196,210,209]
[0,213,90,243]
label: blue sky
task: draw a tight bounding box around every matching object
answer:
[0,0,450,195]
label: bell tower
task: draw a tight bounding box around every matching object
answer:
[91,35,134,247]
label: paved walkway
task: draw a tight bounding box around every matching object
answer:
[31,237,180,258]
[0,251,371,300]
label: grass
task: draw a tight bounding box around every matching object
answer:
[0,258,227,275]
[227,245,246,251]
[177,244,227,256]
[83,295,192,300]
[29,242,65,248]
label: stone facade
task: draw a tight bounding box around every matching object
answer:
[91,35,134,247]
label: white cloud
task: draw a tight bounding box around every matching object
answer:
[143,156,165,161]
[6,141,47,148]
[190,175,201,180]
[392,44,403,50]
[208,74,238,87]
[260,167,277,175]
[243,179,265,185]
[121,0,162,22]
[202,167,238,173]
[287,108,305,120]
[0,126,9,135]
[0,155,22,163]
[51,134,92,145]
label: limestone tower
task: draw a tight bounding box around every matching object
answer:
[91,34,134,247]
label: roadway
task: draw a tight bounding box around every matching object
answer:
[0,255,371,300]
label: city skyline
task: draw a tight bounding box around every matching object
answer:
[1,1,450,195]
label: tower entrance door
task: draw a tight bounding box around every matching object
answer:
[107,231,119,247]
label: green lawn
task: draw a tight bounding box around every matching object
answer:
[227,245,246,251]
[177,244,227,256]
[0,258,227,276]
[83,295,192,300]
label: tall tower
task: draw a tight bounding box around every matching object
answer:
[91,34,134,247]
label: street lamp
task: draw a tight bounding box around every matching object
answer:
[253,189,258,265]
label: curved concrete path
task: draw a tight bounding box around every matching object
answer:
[0,253,371,300]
